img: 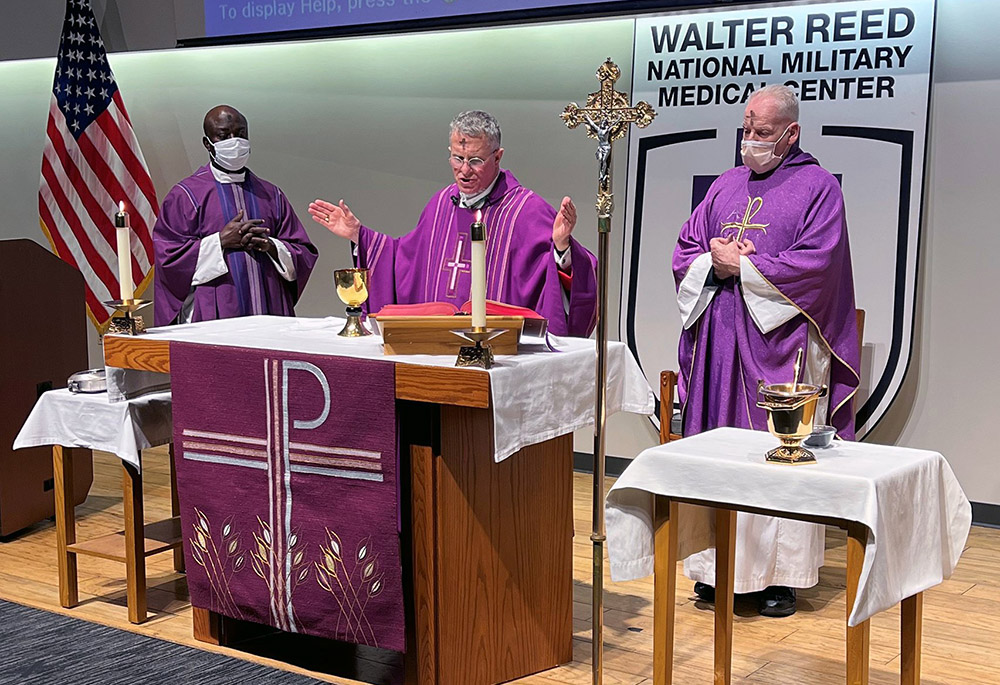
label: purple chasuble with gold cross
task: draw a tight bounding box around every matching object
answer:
[153,165,318,326]
[673,146,860,439]
[355,170,598,337]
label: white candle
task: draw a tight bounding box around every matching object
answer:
[115,200,133,301]
[470,209,487,330]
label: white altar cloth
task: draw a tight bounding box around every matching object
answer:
[105,315,654,463]
[606,427,972,626]
[13,389,173,471]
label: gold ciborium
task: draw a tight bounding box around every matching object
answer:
[334,268,371,337]
[756,381,828,465]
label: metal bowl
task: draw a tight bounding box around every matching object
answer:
[804,424,836,448]
[67,368,107,394]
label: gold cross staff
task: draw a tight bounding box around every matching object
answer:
[722,195,770,242]
[561,59,656,223]
[561,59,655,685]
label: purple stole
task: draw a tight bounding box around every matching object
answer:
[213,177,267,317]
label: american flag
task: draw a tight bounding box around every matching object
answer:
[38,0,158,329]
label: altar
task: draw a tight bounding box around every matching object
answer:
[104,315,654,684]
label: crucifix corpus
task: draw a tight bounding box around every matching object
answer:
[560,58,655,685]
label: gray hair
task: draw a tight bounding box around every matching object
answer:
[748,85,799,123]
[449,110,501,150]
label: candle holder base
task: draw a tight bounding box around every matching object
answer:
[453,328,504,369]
[104,298,151,336]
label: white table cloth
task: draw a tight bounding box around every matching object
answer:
[606,427,972,626]
[106,315,655,462]
[13,389,173,471]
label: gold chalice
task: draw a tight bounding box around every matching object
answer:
[334,268,371,337]
[756,381,828,464]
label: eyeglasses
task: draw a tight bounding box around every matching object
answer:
[447,150,497,171]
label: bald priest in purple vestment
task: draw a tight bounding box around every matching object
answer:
[672,85,860,618]
[153,105,318,326]
[308,110,598,337]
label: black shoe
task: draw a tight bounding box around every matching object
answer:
[693,582,715,603]
[758,586,796,617]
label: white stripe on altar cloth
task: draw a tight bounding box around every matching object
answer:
[182,429,267,445]
[183,451,269,470]
[290,463,384,482]
[183,445,382,480]
[289,453,382,472]
[182,435,382,473]
[182,440,268,459]
[288,441,381,460]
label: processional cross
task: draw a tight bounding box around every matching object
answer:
[560,59,655,685]
[561,59,655,225]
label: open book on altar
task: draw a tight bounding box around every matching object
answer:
[372,300,548,339]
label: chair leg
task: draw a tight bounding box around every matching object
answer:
[659,371,677,444]
[53,446,79,608]
[122,463,147,624]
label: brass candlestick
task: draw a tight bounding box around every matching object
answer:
[104,298,150,336]
[453,327,504,369]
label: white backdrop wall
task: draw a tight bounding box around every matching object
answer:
[2,1,998,506]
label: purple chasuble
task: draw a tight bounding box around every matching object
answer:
[673,146,860,439]
[171,342,405,651]
[153,165,318,326]
[356,170,598,337]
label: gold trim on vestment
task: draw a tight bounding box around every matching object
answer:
[742,259,860,433]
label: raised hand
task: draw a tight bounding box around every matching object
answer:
[308,198,361,244]
[552,196,576,252]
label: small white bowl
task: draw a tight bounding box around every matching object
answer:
[804,425,836,448]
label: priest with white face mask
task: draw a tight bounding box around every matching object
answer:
[671,85,861,617]
[152,105,318,325]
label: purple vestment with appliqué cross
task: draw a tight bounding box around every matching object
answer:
[673,146,860,439]
[356,170,598,337]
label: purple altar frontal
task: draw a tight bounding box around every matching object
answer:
[171,341,404,651]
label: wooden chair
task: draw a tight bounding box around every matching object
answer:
[659,309,865,444]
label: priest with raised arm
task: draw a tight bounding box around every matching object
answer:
[153,105,318,326]
[673,85,860,617]
[309,110,598,337]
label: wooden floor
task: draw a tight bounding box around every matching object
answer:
[0,447,998,684]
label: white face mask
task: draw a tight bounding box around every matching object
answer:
[741,126,791,175]
[210,137,251,172]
